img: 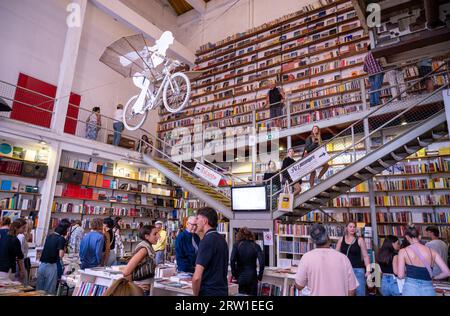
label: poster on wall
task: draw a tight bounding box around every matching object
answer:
[1,210,21,222]
[287,146,330,183]
[263,231,273,246]
[193,163,222,187]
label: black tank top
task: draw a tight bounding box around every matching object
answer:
[340,237,364,268]
[378,257,394,274]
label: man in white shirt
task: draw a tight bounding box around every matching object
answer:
[425,226,449,277]
[295,224,359,296]
[113,104,124,146]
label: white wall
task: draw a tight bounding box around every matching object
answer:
[178,0,314,52]
[0,0,160,140]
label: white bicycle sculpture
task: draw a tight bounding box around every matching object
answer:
[100,31,191,131]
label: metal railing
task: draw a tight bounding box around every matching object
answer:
[264,58,450,216]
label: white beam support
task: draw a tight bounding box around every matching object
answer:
[185,0,207,14]
[51,0,87,134]
[91,0,195,64]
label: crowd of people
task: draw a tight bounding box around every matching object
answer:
[1,207,449,296]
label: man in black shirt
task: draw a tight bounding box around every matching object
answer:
[281,148,302,195]
[36,224,68,295]
[192,207,229,296]
[266,81,285,128]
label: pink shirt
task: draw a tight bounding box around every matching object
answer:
[295,248,359,296]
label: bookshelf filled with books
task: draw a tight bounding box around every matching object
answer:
[0,140,49,239]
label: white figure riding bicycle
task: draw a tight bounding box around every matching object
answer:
[100,31,191,131]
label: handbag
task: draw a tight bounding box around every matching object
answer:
[278,182,293,212]
[132,244,156,281]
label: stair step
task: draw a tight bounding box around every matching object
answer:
[417,137,433,147]
[353,172,371,181]
[391,151,408,161]
[365,166,383,175]
[377,159,395,168]
[403,145,420,154]
[432,131,447,140]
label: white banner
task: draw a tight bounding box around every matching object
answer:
[287,146,330,183]
[193,163,222,187]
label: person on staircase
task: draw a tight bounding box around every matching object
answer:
[336,222,371,296]
[303,125,329,188]
[280,148,302,196]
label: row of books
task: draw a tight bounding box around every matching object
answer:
[278,239,313,254]
[374,194,450,207]
[275,222,344,237]
[63,159,112,175]
[0,180,39,193]
[377,225,449,238]
[0,160,23,175]
[74,282,108,296]
[174,199,206,209]
[0,195,40,211]
[373,178,450,191]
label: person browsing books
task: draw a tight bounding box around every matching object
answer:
[0,219,25,283]
[230,227,265,296]
[113,217,125,263]
[192,207,229,296]
[336,221,371,296]
[36,223,68,294]
[265,81,285,128]
[294,223,359,296]
[103,218,116,266]
[397,225,450,296]
[304,125,329,188]
[80,218,105,270]
[68,220,84,254]
[376,235,401,296]
[122,225,158,296]
[153,221,167,265]
[175,216,200,273]
[424,225,448,278]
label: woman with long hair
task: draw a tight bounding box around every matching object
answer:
[113,217,125,263]
[303,125,329,187]
[397,225,450,296]
[336,221,371,296]
[122,225,159,296]
[230,227,265,296]
[376,235,401,296]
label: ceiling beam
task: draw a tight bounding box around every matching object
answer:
[90,0,196,64]
[185,0,207,14]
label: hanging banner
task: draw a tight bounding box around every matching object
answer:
[287,146,330,183]
[193,163,222,187]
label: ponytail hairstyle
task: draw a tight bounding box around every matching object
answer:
[8,218,27,237]
[404,224,420,240]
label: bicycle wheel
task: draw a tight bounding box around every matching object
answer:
[163,72,191,113]
[123,94,149,131]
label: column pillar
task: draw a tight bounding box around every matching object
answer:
[51,0,87,134]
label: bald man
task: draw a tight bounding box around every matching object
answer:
[175,216,201,273]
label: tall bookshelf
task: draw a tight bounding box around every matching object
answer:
[158,0,369,141]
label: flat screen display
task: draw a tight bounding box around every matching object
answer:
[232,186,267,212]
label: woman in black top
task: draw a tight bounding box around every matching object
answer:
[303,125,329,188]
[376,235,401,296]
[280,148,302,195]
[336,221,371,296]
[0,219,25,281]
[230,228,265,296]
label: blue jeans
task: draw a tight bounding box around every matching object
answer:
[155,250,165,265]
[353,268,366,296]
[113,122,124,146]
[369,73,384,106]
[402,277,436,296]
[381,274,401,296]
[36,263,58,295]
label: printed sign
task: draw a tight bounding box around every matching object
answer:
[193,163,222,187]
[263,231,273,246]
[287,146,330,183]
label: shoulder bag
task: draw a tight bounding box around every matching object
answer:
[132,242,156,281]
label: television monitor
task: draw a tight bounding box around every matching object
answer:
[231,186,267,212]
